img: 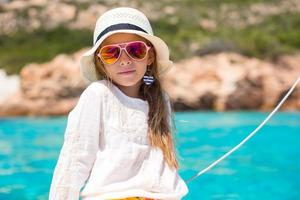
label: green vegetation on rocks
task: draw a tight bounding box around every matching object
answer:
[0,27,92,74]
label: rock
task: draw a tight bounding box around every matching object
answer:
[199,19,217,31]
[162,53,300,111]
[69,5,107,30]
[226,76,264,109]
[0,11,18,34]
[41,2,77,29]
[271,54,300,110]
[0,49,88,117]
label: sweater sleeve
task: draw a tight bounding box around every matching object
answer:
[49,86,102,200]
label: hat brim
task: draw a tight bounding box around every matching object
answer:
[80,29,173,82]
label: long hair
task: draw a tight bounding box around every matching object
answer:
[94,44,179,170]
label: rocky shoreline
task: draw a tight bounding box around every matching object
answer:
[163,53,300,111]
[0,50,299,116]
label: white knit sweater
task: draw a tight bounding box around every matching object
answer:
[49,80,188,200]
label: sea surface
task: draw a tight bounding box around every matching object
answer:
[0,112,299,200]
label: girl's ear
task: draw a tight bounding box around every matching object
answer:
[147,48,155,66]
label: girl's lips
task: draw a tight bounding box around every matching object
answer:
[118,70,136,74]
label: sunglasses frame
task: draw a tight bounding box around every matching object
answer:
[97,41,152,65]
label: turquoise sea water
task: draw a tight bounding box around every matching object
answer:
[0,112,299,200]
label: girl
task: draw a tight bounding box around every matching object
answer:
[49,7,188,200]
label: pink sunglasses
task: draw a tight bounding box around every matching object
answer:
[97,41,151,65]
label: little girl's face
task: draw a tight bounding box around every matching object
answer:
[98,33,154,88]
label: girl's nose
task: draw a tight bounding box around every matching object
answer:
[119,49,132,66]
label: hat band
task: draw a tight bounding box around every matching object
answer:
[95,23,148,44]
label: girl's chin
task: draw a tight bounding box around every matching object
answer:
[115,79,142,87]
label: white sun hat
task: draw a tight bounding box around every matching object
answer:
[80,7,174,82]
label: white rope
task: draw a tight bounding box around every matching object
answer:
[185,76,300,183]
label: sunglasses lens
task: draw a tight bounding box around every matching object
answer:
[100,46,120,64]
[126,42,147,60]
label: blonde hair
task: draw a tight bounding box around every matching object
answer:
[94,46,179,170]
